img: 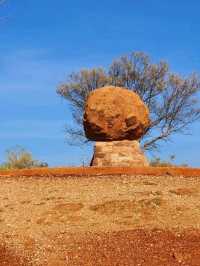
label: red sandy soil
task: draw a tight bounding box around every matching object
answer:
[64,229,200,266]
[0,168,200,265]
[1,166,200,178]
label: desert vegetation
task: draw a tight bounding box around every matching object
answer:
[149,155,188,167]
[0,146,48,170]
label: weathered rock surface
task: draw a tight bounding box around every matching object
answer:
[83,86,150,141]
[91,140,149,167]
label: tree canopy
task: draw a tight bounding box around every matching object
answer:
[57,52,200,150]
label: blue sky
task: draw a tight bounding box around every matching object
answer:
[0,0,200,167]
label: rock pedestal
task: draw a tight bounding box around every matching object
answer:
[91,140,149,167]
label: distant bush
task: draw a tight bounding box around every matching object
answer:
[0,146,48,170]
[150,155,188,167]
[150,157,174,167]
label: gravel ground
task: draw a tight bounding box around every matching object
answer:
[0,174,200,265]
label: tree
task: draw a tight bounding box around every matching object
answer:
[57,52,200,150]
[0,146,48,169]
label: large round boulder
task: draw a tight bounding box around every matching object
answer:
[83,86,150,141]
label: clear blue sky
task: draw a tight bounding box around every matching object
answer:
[0,0,200,167]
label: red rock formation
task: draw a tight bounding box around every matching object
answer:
[83,86,150,141]
[91,140,149,167]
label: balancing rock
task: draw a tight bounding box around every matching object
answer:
[83,86,150,141]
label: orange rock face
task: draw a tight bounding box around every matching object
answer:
[83,86,150,141]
